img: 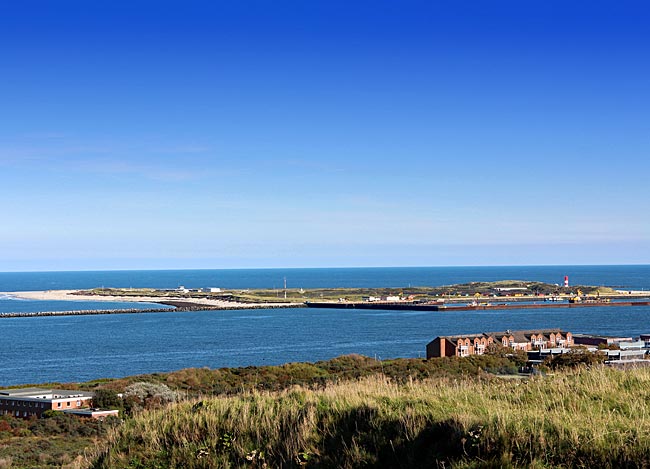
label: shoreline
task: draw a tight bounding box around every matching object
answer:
[1,290,302,313]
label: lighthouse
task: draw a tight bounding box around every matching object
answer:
[564,275,569,288]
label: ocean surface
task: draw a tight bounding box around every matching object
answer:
[0,265,648,386]
[2,265,650,292]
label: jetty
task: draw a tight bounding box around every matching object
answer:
[305,300,650,312]
[0,301,298,318]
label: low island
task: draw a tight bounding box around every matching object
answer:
[3,280,649,317]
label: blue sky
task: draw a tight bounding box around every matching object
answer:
[1,1,649,271]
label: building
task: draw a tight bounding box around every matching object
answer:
[572,334,634,347]
[426,329,574,358]
[640,334,650,348]
[605,349,647,362]
[362,296,381,302]
[493,287,528,293]
[0,388,118,419]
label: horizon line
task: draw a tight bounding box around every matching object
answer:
[1,263,649,274]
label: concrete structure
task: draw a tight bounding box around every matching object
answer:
[605,349,647,361]
[641,334,650,348]
[529,344,648,367]
[527,347,573,363]
[572,334,634,347]
[426,329,574,358]
[0,388,117,419]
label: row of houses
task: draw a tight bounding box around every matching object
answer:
[427,329,574,358]
[427,330,650,364]
[0,388,118,419]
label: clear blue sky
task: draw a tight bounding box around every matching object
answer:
[1,1,649,271]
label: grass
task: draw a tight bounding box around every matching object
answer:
[0,436,94,468]
[0,413,116,469]
[74,354,524,396]
[89,365,650,468]
[0,354,522,469]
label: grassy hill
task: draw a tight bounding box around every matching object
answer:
[2,355,648,468]
[90,366,650,468]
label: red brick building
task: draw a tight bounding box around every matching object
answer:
[426,329,574,358]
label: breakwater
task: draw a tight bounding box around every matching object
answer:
[0,301,301,318]
[306,300,650,312]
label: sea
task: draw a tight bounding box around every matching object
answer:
[0,265,648,386]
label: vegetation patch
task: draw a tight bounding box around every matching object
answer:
[90,366,650,468]
[0,413,119,469]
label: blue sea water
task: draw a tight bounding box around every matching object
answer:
[0,295,171,314]
[1,265,649,292]
[0,266,648,386]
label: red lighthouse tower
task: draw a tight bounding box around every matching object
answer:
[564,275,569,288]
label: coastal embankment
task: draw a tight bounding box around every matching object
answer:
[306,299,650,312]
[0,302,298,318]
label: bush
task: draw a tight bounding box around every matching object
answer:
[123,382,178,413]
[92,389,122,410]
[545,348,607,369]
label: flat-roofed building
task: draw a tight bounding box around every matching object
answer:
[572,334,634,347]
[0,387,117,419]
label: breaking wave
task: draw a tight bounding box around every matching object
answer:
[0,294,23,301]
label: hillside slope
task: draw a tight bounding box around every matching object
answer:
[91,366,650,468]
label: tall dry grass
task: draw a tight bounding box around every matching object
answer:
[90,366,650,468]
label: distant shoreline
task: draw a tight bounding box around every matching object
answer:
[0,290,301,317]
[2,285,649,318]
[3,289,297,309]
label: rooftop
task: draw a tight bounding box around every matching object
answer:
[0,387,93,399]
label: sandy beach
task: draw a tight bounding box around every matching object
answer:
[3,290,296,310]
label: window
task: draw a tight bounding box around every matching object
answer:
[57,403,61,408]
[66,402,71,407]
